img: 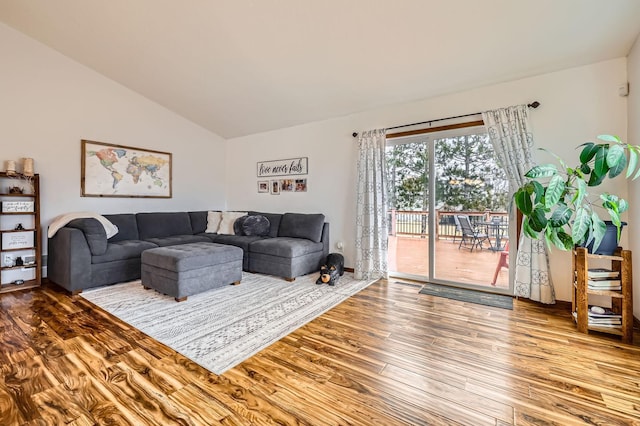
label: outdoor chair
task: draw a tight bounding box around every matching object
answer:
[491,241,509,285]
[457,215,489,252]
[452,214,462,243]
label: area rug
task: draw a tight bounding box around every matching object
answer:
[416,282,513,310]
[81,272,375,374]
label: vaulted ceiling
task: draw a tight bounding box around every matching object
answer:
[1,1,639,138]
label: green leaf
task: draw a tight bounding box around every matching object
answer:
[514,188,533,215]
[597,134,621,143]
[580,163,591,174]
[549,205,572,227]
[606,208,621,228]
[588,170,606,187]
[548,228,564,251]
[529,207,548,232]
[633,147,640,180]
[590,213,607,254]
[525,164,558,178]
[522,217,539,240]
[579,143,599,164]
[626,145,638,179]
[531,181,544,204]
[572,177,587,206]
[557,230,574,251]
[572,208,591,244]
[544,175,565,208]
[619,198,628,213]
[606,144,626,178]
[593,145,609,179]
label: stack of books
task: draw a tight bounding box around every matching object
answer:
[573,306,623,327]
[587,268,621,291]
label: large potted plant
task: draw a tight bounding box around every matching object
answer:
[514,135,638,254]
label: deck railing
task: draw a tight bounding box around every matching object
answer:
[389,209,508,239]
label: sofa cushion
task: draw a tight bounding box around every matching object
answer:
[218,211,247,235]
[66,218,108,256]
[242,215,270,237]
[211,234,265,252]
[189,211,209,234]
[144,235,211,247]
[278,213,325,243]
[104,214,139,242]
[249,237,323,258]
[137,212,193,239]
[233,215,250,235]
[248,211,282,238]
[91,240,158,264]
[205,211,222,233]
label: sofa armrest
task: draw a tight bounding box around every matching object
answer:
[66,218,108,255]
[321,222,330,258]
[47,227,92,293]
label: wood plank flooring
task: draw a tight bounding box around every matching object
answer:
[1,280,639,425]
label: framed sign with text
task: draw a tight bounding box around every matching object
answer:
[257,157,308,177]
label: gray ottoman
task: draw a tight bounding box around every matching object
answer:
[141,242,243,302]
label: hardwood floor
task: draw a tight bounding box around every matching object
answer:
[1,280,639,425]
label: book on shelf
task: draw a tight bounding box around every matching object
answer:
[587,285,622,291]
[572,312,622,326]
[587,268,619,279]
[587,278,621,287]
[587,306,621,318]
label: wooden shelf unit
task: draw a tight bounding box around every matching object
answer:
[572,247,633,343]
[0,172,41,294]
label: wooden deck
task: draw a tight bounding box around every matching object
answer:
[1,281,639,425]
[388,235,509,288]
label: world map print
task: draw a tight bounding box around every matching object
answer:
[82,141,172,198]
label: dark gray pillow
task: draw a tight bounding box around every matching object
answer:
[278,213,325,242]
[66,218,108,256]
[242,215,270,236]
[233,215,250,235]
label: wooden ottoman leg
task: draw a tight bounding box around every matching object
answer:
[232,281,241,285]
[143,286,152,290]
[175,296,187,302]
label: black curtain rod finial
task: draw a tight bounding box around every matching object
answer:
[528,101,540,109]
[352,132,358,138]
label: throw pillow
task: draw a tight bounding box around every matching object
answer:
[217,211,248,235]
[233,215,250,235]
[205,211,222,233]
[242,215,271,236]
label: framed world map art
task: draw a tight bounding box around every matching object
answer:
[81,140,172,198]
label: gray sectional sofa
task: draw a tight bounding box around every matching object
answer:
[47,211,329,294]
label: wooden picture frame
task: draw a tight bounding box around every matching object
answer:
[270,180,280,195]
[258,181,269,193]
[81,140,172,198]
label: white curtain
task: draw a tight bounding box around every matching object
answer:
[482,106,556,304]
[355,129,388,280]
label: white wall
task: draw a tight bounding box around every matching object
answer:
[627,33,640,317]
[0,23,227,257]
[226,58,628,303]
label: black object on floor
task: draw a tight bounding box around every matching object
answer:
[417,282,513,310]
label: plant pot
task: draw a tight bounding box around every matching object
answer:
[583,221,626,255]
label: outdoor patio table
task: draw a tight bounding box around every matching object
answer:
[481,222,509,251]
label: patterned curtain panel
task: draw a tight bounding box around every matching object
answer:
[482,106,556,304]
[355,129,388,280]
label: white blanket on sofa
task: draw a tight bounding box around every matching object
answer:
[48,212,119,238]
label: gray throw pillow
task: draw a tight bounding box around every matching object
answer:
[242,215,271,236]
[233,215,250,235]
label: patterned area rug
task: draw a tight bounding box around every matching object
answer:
[82,272,375,374]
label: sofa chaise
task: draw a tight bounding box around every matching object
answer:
[47,211,329,294]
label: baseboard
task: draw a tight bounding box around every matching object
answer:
[344,267,354,273]
[635,315,640,331]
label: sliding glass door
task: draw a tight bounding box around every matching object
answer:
[386,125,512,293]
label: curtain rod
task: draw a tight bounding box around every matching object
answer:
[351,101,540,138]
